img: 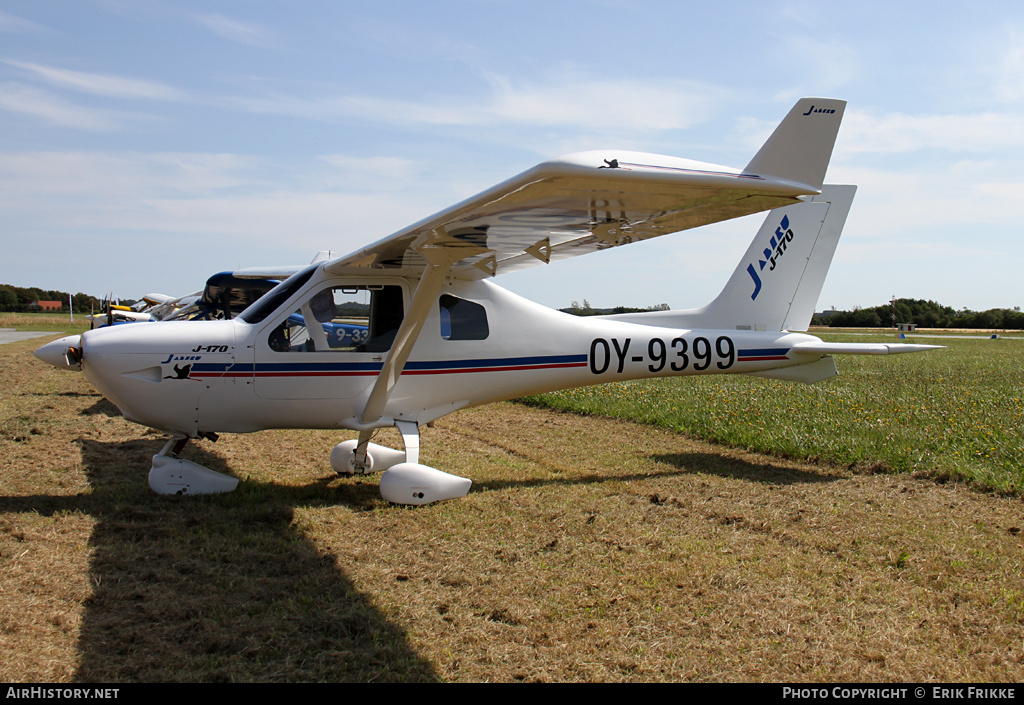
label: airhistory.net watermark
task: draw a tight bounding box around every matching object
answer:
[6,688,119,699]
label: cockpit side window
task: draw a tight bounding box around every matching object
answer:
[439,294,489,341]
[267,284,404,353]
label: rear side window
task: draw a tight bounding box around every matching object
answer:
[439,294,488,341]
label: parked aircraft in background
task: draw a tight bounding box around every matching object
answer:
[85,252,340,328]
[35,98,940,505]
[87,294,172,329]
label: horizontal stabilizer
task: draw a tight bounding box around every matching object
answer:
[744,98,846,192]
[746,356,839,384]
[791,342,945,355]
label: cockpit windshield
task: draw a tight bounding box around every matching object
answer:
[237,265,318,324]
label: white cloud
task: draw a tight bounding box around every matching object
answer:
[317,155,418,189]
[190,13,275,47]
[0,9,53,36]
[0,150,435,252]
[0,83,122,131]
[827,160,1024,235]
[737,107,1024,158]
[0,151,259,200]
[2,60,186,101]
[229,73,725,134]
[481,73,721,131]
[996,27,1024,102]
[839,110,1024,153]
[0,149,442,296]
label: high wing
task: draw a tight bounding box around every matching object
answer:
[233,251,337,280]
[325,97,846,280]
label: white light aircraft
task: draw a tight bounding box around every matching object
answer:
[87,295,174,329]
[35,98,940,504]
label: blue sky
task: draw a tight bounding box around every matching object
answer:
[2,0,1023,312]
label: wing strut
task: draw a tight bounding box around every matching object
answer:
[358,244,484,425]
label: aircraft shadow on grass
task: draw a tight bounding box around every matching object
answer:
[650,452,841,486]
[463,449,841,494]
[0,437,439,682]
[2,404,838,680]
[80,397,122,418]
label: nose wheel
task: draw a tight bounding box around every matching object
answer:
[149,435,239,495]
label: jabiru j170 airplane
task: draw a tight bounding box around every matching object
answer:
[35,98,940,504]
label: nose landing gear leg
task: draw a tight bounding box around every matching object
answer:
[149,435,239,495]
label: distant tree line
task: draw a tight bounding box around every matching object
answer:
[561,300,672,316]
[0,284,101,313]
[562,296,1024,329]
[813,298,1024,329]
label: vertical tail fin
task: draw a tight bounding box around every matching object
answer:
[601,185,856,332]
[702,184,856,331]
[744,98,846,192]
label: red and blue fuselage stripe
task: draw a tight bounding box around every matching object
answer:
[186,349,790,378]
[737,347,790,362]
[188,354,589,378]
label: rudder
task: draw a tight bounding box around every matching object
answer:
[703,184,856,331]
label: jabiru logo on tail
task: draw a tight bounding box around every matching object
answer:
[747,214,796,300]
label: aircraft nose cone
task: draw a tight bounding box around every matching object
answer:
[34,335,82,370]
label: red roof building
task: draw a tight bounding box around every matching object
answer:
[30,300,63,311]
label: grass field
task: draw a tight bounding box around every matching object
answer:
[4,331,1024,682]
[523,330,1024,495]
[0,312,89,333]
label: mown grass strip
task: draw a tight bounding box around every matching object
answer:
[521,332,1024,494]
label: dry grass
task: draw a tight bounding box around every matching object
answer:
[0,312,88,333]
[3,335,1024,682]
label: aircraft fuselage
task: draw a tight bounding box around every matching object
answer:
[79,273,825,438]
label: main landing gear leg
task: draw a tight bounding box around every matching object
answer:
[396,420,419,464]
[378,421,472,506]
[149,434,239,495]
[353,429,374,472]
